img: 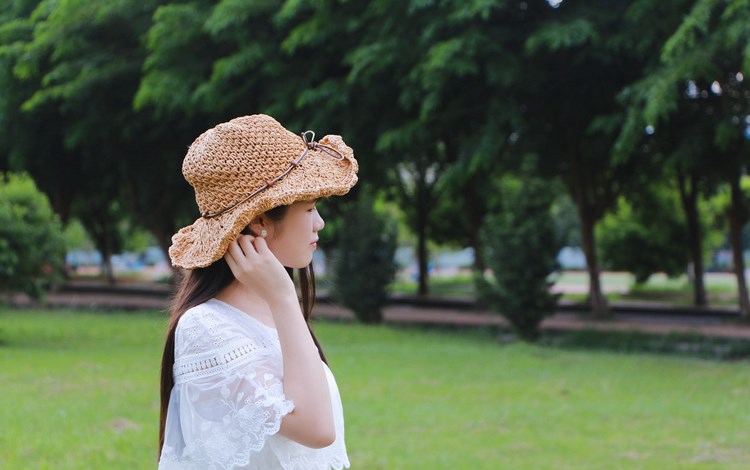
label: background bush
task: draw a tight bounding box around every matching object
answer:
[597,189,689,284]
[332,188,398,324]
[477,161,562,341]
[0,172,66,299]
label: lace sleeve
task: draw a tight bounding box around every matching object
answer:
[159,306,295,470]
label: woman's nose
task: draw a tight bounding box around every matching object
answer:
[314,211,325,232]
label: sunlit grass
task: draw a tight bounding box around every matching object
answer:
[1,307,749,469]
[389,272,475,297]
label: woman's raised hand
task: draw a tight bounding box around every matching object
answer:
[223,235,296,304]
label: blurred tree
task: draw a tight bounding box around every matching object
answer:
[0,173,66,300]
[618,0,750,318]
[342,1,451,295]
[0,0,79,221]
[298,0,531,293]
[1,0,197,282]
[619,97,723,305]
[512,0,693,318]
[0,0,140,283]
[517,2,635,318]
[615,0,727,307]
[393,153,445,296]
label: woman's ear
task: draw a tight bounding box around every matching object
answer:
[246,216,265,237]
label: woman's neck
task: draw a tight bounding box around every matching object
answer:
[215,280,276,328]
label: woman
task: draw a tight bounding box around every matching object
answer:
[158,114,358,469]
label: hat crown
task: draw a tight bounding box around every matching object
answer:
[182,115,304,215]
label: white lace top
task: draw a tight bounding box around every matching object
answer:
[159,298,350,470]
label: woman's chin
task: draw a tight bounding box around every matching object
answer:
[284,257,313,270]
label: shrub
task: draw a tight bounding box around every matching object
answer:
[0,173,66,299]
[597,191,688,284]
[331,188,398,324]
[476,165,562,341]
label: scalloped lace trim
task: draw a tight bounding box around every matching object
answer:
[159,381,294,470]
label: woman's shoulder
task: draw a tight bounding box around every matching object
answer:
[178,299,229,331]
[175,299,276,358]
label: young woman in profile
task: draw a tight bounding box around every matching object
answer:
[158,114,358,470]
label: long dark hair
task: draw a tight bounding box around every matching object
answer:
[158,205,327,455]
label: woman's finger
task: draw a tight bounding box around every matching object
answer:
[251,237,287,273]
[224,240,244,275]
[224,249,239,274]
[251,235,271,255]
[237,235,260,260]
[225,238,246,262]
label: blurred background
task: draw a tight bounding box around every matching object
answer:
[2,1,750,469]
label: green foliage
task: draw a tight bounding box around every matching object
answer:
[525,18,598,54]
[477,162,562,341]
[660,0,718,65]
[1,0,198,264]
[332,188,398,324]
[550,193,581,248]
[4,0,750,308]
[0,173,66,299]
[597,191,688,284]
[62,219,94,251]
[518,1,663,317]
[135,2,213,115]
[701,176,750,251]
[120,222,157,254]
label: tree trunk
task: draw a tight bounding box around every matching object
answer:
[416,199,429,296]
[728,176,750,319]
[470,228,486,273]
[88,218,117,286]
[579,206,608,318]
[410,159,431,297]
[464,182,486,274]
[94,231,117,286]
[155,231,172,270]
[676,171,707,306]
[101,251,116,285]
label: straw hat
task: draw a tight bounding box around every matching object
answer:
[169,114,358,269]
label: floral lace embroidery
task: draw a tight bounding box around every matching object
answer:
[181,370,294,469]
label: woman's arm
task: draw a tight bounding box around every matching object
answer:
[224,235,335,448]
[268,294,335,447]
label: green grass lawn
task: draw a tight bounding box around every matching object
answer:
[1,308,749,469]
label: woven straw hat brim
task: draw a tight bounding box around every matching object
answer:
[169,135,358,269]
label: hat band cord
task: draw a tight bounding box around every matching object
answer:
[200,131,345,219]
